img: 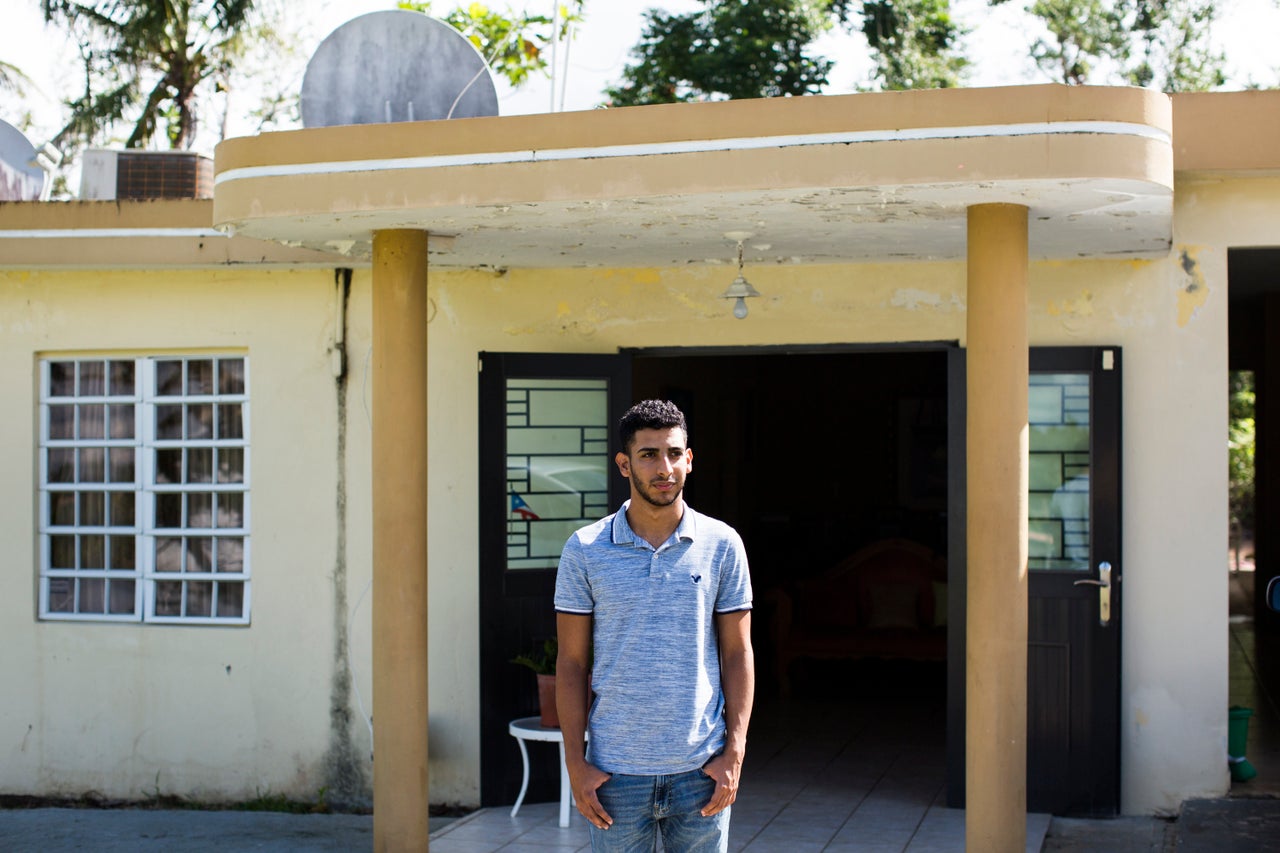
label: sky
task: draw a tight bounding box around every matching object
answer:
[3,0,1278,156]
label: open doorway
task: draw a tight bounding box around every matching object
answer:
[631,348,952,808]
[1227,248,1280,795]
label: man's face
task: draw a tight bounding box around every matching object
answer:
[616,426,693,509]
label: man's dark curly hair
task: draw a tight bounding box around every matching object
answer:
[618,399,688,453]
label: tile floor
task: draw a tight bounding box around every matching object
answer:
[1226,570,1280,797]
[433,576,1280,853]
[432,669,1050,852]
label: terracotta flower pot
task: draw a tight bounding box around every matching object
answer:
[537,673,559,728]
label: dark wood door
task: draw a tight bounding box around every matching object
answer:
[477,353,631,806]
[948,346,1122,816]
[1026,346,1122,816]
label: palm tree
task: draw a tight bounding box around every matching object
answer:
[0,59,34,97]
[42,0,256,150]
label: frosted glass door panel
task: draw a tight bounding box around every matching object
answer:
[1028,373,1091,571]
[506,378,610,570]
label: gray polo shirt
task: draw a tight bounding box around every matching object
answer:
[554,500,752,775]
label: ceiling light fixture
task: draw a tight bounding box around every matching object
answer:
[721,231,761,319]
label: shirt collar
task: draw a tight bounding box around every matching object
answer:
[611,499,697,547]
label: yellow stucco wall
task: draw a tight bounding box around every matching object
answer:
[0,219,1242,812]
[0,267,375,803]
[417,244,1229,811]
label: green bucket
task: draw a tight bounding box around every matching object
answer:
[1229,705,1257,782]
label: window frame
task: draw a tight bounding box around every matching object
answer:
[37,354,251,625]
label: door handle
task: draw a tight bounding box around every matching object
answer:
[1073,561,1112,626]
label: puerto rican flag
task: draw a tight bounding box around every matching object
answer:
[510,493,540,520]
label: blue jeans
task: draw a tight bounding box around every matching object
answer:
[589,769,730,852]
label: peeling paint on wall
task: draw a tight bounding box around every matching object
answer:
[1047,290,1095,319]
[889,288,964,312]
[1176,247,1209,328]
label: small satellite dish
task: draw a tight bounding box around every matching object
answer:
[0,119,48,201]
[301,10,500,128]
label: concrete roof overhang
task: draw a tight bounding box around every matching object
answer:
[210,84,1175,270]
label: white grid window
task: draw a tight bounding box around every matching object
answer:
[39,356,250,625]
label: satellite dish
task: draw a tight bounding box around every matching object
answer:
[301,10,500,128]
[0,119,48,201]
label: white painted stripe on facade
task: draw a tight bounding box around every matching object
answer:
[0,228,225,239]
[214,121,1172,186]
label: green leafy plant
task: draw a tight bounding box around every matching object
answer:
[511,637,557,675]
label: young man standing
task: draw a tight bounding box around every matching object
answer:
[554,399,754,852]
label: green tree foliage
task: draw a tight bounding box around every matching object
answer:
[1023,0,1129,84]
[859,0,969,89]
[605,0,833,106]
[41,0,258,150]
[1229,371,1256,548]
[995,0,1227,90]
[1127,0,1226,91]
[400,1,585,89]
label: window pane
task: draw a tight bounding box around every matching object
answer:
[48,405,75,439]
[218,404,244,440]
[156,360,183,396]
[156,448,182,484]
[50,535,75,569]
[109,492,135,527]
[216,582,244,618]
[189,493,213,528]
[109,448,135,483]
[79,404,105,440]
[155,493,182,528]
[109,360,134,396]
[48,578,73,612]
[79,578,105,613]
[110,535,135,570]
[218,493,244,529]
[48,448,75,483]
[187,448,213,483]
[219,359,245,395]
[186,581,212,617]
[79,362,105,397]
[155,537,183,572]
[156,404,183,439]
[505,378,610,570]
[109,404,135,439]
[1029,373,1092,571]
[217,447,245,483]
[108,579,136,615]
[82,535,104,568]
[49,362,75,397]
[80,492,105,526]
[187,537,213,573]
[188,360,214,395]
[217,538,244,573]
[49,491,75,526]
[155,581,182,615]
[79,448,105,482]
[187,404,213,439]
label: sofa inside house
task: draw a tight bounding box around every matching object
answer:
[767,538,948,694]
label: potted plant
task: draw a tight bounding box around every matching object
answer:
[511,638,559,728]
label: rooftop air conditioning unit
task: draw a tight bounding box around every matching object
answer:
[80,149,214,200]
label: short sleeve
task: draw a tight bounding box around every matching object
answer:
[554,534,594,615]
[714,532,753,613]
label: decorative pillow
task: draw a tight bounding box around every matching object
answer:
[932,581,948,628]
[865,583,919,630]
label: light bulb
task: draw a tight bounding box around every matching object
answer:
[733,297,748,319]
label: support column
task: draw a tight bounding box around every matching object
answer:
[966,203,1029,852]
[371,229,431,852]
